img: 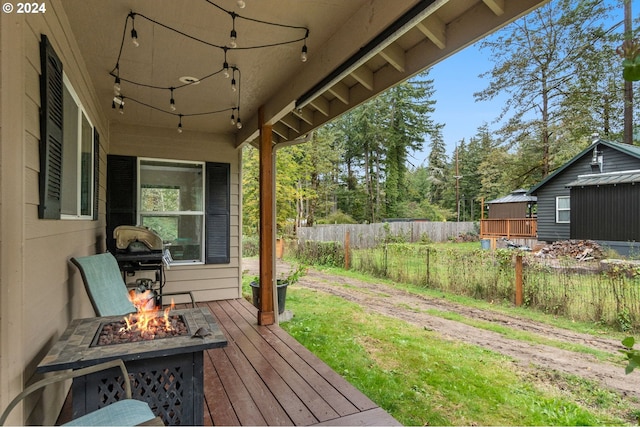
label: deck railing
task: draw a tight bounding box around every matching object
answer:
[480,218,537,239]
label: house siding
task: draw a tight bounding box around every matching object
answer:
[0,2,243,424]
[533,142,640,243]
[487,202,529,219]
[1,4,109,425]
[108,123,243,305]
[571,183,640,241]
[535,183,571,242]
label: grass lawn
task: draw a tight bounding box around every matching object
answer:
[279,285,636,426]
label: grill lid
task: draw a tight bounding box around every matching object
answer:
[114,225,163,251]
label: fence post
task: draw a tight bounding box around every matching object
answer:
[345,230,350,270]
[426,247,430,286]
[384,244,388,277]
[515,254,523,306]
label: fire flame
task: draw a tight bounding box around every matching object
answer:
[121,289,175,336]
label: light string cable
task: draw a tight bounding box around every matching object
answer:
[108,2,309,131]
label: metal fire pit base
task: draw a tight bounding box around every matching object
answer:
[72,352,203,425]
[37,307,227,426]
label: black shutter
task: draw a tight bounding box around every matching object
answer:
[93,129,100,220]
[205,162,230,264]
[38,35,63,219]
[106,155,137,253]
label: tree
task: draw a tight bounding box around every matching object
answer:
[475,0,613,178]
[300,127,344,226]
[425,126,448,205]
[381,77,439,217]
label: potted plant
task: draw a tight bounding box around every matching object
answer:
[250,264,305,314]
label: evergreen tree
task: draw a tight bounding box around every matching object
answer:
[475,0,613,178]
[425,125,448,205]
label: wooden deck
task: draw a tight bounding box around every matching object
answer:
[57,298,400,426]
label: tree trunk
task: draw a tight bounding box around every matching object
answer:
[623,0,633,144]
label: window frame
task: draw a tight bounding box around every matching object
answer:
[60,73,96,220]
[556,195,570,224]
[137,158,206,265]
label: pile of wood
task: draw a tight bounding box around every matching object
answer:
[534,240,605,261]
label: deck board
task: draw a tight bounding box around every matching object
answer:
[56,299,400,426]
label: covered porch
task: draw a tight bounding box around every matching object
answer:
[55,298,400,426]
[1,0,550,424]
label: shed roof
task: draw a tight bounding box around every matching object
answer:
[528,139,640,195]
[487,189,537,204]
[566,170,640,187]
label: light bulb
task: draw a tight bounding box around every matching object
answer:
[301,45,308,62]
[119,103,124,114]
[231,78,237,92]
[236,118,242,129]
[177,123,183,133]
[229,29,237,48]
[131,28,139,47]
[113,76,121,95]
[223,62,230,78]
[170,99,176,111]
[230,114,236,126]
[237,0,245,8]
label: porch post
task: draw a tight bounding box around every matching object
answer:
[258,107,276,325]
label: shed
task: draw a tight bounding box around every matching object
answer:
[486,189,537,219]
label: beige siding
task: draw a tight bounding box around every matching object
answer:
[2,2,240,425]
[1,2,111,424]
[110,123,243,302]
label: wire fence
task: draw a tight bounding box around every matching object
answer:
[288,240,640,332]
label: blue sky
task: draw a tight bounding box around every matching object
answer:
[417,0,628,163]
[425,42,502,159]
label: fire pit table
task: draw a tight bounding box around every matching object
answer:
[37,307,227,426]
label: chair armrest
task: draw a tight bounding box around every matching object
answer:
[0,359,131,426]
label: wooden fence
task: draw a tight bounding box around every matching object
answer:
[296,222,476,249]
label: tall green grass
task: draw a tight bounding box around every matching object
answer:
[290,240,640,332]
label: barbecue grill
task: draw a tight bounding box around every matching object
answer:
[112,225,166,304]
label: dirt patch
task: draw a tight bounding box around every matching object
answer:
[242,258,640,401]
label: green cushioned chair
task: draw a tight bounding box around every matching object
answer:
[0,359,159,426]
[71,253,137,316]
[71,252,195,317]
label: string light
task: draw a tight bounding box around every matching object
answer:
[229,13,238,48]
[130,13,139,47]
[113,64,121,94]
[223,62,230,78]
[108,1,309,131]
[170,87,176,111]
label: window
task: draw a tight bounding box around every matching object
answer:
[61,75,95,218]
[138,159,205,263]
[39,34,98,220]
[556,196,570,223]
[107,157,229,265]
